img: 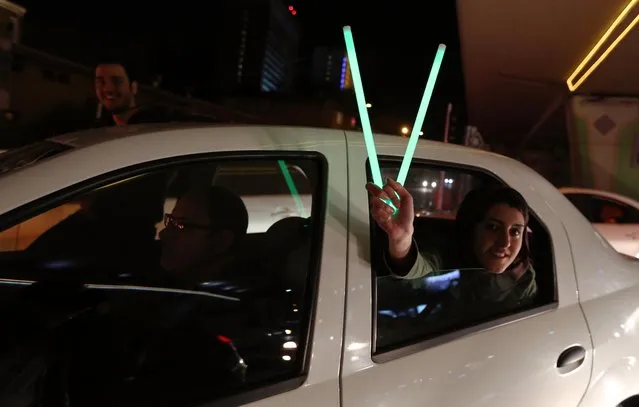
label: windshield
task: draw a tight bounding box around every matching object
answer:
[0,141,72,175]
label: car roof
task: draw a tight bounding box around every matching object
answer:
[40,124,525,183]
[49,123,220,149]
[49,123,502,158]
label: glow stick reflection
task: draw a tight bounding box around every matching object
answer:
[278,160,308,218]
[396,44,446,185]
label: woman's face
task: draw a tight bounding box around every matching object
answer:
[472,203,526,273]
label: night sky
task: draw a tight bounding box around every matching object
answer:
[17,0,464,126]
[297,0,464,116]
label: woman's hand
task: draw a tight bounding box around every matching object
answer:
[366,178,415,261]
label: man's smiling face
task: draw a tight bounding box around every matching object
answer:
[95,64,137,113]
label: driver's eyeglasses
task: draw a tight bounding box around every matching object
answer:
[164,213,211,231]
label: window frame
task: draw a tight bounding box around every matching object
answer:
[367,156,558,363]
[0,150,329,406]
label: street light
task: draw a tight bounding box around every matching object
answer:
[401,126,410,136]
[365,103,372,108]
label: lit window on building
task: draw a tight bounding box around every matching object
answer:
[339,56,347,90]
[261,75,277,92]
[237,27,246,84]
[325,56,332,80]
[339,55,353,90]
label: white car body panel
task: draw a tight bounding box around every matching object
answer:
[0,125,638,406]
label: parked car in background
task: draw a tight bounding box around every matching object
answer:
[560,187,639,258]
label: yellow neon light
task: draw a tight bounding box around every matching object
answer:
[567,0,639,92]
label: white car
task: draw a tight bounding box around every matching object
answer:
[0,124,637,407]
[560,187,639,259]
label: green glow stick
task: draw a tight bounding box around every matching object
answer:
[396,44,446,185]
[277,160,308,218]
[343,26,384,188]
[343,26,398,213]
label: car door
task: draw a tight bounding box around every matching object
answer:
[341,133,592,407]
[0,126,346,407]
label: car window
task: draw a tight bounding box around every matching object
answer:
[213,162,313,195]
[0,160,315,250]
[0,155,325,406]
[565,193,639,224]
[372,163,556,355]
[213,161,313,233]
[380,166,495,219]
[159,161,313,234]
[590,196,639,224]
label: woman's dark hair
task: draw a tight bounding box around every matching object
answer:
[453,186,531,271]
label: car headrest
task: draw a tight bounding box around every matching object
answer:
[264,217,311,253]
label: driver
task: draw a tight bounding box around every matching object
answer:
[158,185,249,284]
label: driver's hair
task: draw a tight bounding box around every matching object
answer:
[178,186,249,248]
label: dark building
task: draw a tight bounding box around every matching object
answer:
[211,0,301,95]
[310,47,353,92]
[17,0,300,98]
[0,0,25,111]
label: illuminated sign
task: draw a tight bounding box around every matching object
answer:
[340,56,347,90]
[567,0,639,92]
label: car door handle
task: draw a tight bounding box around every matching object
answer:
[556,345,586,374]
[626,232,638,239]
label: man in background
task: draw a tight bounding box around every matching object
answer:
[95,61,218,126]
[95,61,142,126]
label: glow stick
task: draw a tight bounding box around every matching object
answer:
[277,160,308,218]
[396,44,446,185]
[342,26,383,187]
